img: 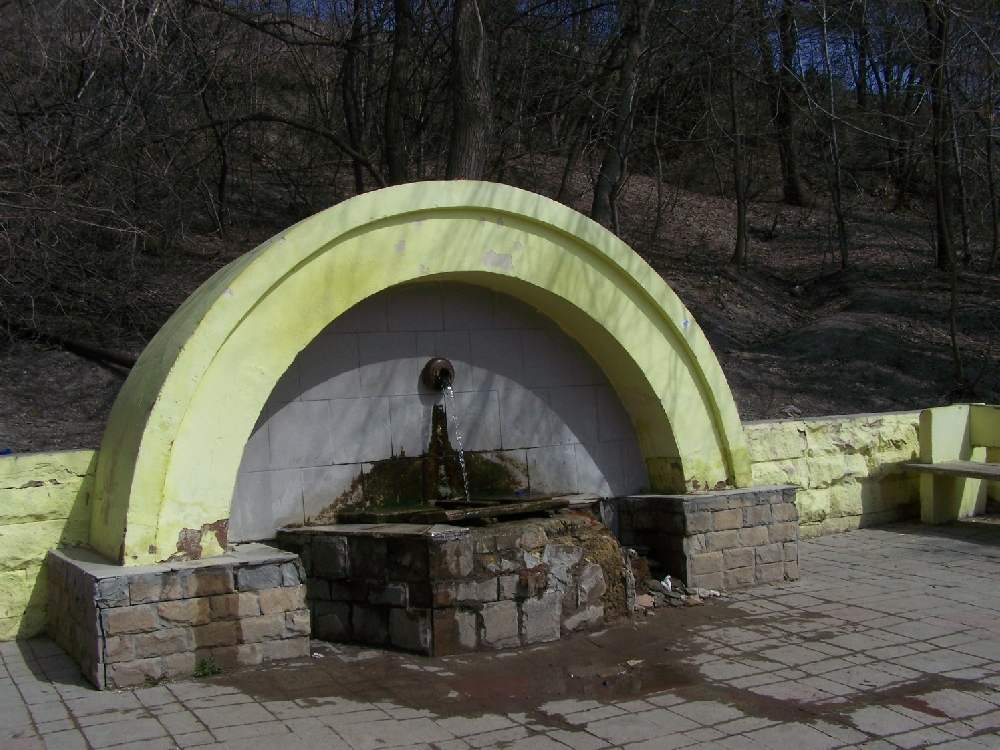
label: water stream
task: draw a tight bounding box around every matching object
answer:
[443,385,471,503]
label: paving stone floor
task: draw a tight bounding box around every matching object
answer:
[4,521,1000,750]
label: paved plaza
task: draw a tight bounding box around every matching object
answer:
[4,521,1000,750]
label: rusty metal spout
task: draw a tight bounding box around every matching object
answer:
[421,357,455,391]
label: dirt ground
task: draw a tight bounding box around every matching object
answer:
[2,173,998,454]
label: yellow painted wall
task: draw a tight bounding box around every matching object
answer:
[744,412,921,538]
[0,451,96,640]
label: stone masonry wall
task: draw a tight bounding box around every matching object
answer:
[744,412,921,538]
[0,450,96,641]
[613,486,799,591]
[277,517,608,657]
[47,544,309,689]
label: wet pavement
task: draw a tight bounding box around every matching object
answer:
[4,521,1000,749]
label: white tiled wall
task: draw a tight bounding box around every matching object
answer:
[229,282,649,542]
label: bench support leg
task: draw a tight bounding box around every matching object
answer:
[920,473,986,524]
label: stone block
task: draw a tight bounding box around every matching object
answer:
[389,608,432,653]
[768,522,798,543]
[285,609,311,636]
[575,563,606,606]
[743,504,772,526]
[737,526,769,546]
[456,578,498,603]
[712,509,743,531]
[682,534,707,554]
[689,572,724,591]
[313,536,350,579]
[207,592,257,622]
[192,620,239,648]
[756,562,785,583]
[387,538,429,582]
[162,651,197,679]
[184,567,234,597]
[518,528,547,549]
[262,637,309,661]
[723,548,754,570]
[770,503,799,523]
[542,545,585,570]
[103,635,135,664]
[96,577,130,607]
[238,613,286,643]
[705,530,739,552]
[314,601,350,641]
[158,598,211,626]
[785,558,799,580]
[432,609,477,655]
[432,581,456,607]
[352,605,390,646]
[408,583,432,608]
[480,600,520,648]
[160,571,186,601]
[259,585,307,615]
[102,604,159,636]
[329,580,360,601]
[211,643,264,669]
[306,578,331,601]
[724,567,755,589]
[493,529,522,552]
[105,657,163,689]
[430,537,474,578]
[522,591,561,643]
[235,565,281,591]
[498,575,519,600]
[281,561,304,586]
[783,542,798,562]
[473,535,496,555]
[684,511,713,534]
[367,582,407,607]
[689,552,723,575]
[349,537,388,579]
[134,628,191,658]
[563,604,604,632]
[129,574,163,604]
[747,542,779,565]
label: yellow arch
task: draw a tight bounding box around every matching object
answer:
[90,181,751,564]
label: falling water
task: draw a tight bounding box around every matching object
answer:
[443,385,471,503]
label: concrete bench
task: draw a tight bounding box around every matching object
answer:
[905,404,1000,523]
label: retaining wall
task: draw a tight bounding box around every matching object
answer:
[743,412,921,538]
[0,451,96,640]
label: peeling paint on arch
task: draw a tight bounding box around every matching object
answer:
[89,181,751,564]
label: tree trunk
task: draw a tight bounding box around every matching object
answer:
[591,0,653,229]
[820,0,848,268]
[446,0,491,180]
[775,0,807,206]
[924,0,953,270]
[989,62,1000,270]
[923,0,963,386]
[384,0,414,185]
[558,117,589,205]
[856,0,869,109]
[729,0,749,265]
[342,0,366,194]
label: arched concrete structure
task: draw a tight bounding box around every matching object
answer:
[90,181,751,564]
